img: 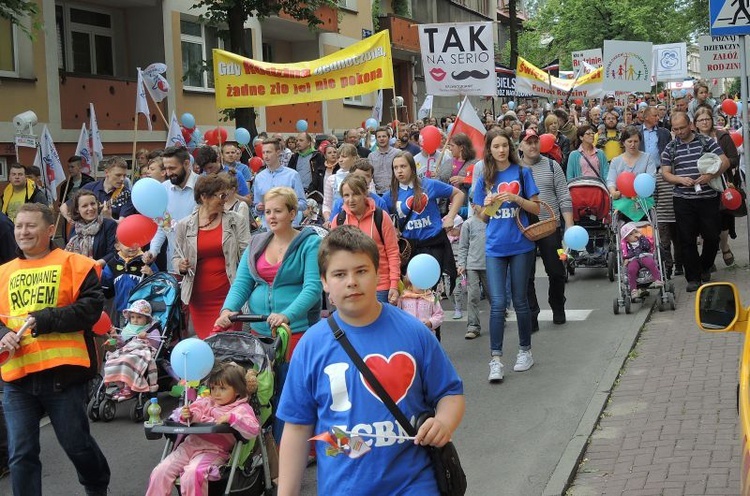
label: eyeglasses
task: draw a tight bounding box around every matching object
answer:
[214,192,229,200]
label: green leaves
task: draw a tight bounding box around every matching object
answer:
[0,0,40,37]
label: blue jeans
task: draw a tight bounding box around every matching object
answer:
[376,290,390,304]
[486,250,535,356]
[3,375,110,496]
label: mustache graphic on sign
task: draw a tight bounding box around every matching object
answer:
[452,70,491,80]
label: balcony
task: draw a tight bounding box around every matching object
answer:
[377,14,420,53]
[279,5,338,32]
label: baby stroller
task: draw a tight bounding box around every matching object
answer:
[145,315,286,496]
[87,272,184,423]
[566,177,617,280]
[612,209,677,314]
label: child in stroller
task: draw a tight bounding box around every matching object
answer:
[621,222,663,299]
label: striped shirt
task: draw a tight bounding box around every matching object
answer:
[653,172,675,223]
[525,156,572,226]
[660,135,723,200]
[368,146,400,194]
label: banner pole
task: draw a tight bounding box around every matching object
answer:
[131,112,139,181]
[739,36,750,265]
[153,101,169,129]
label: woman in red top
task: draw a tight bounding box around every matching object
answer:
[330,174,401,305]
[173,175,250,338]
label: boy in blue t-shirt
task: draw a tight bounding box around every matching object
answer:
[276,226,465,495]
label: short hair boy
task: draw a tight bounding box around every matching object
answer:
[276,226,465,495]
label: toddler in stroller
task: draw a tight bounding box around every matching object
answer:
[621,222,663,299]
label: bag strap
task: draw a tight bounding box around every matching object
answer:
[579,152,603,180]
[328,315,418,437]
[338,207,385,243]
[398,200,416,232]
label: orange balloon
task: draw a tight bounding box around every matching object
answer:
[539,133,556,153]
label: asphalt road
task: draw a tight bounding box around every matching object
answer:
[0,258,653,495]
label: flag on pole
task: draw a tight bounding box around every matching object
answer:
[74,123,92,175]
[136,68,152,131]
[166,111,186,148]
[452,97,486,160]
[418,95,434,120]
[36,126,66,201]
[89,103,103,171]
[141,63,170,103]
[371,89,383,123]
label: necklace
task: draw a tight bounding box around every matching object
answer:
[198,212,218,229]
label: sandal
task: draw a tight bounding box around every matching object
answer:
[723,249,735,266]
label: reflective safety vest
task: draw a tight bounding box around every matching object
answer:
[0,249,96,382]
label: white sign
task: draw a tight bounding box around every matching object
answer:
[418,22,496,97]
[603,40,653,92]
[14,134,37,149]
[653,43,687,81]
[572,49,603,74]
[698,35,743,78]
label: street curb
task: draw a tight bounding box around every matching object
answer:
[541,300,655,496]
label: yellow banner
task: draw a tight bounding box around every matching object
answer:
[515,56,604,99]
[213,31,395,109]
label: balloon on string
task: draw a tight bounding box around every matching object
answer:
[214,127,228,143]
[191,128,202,144]
[132,178,168,218]
[181,126,193,143]
[721,99,738,116]
[249,156,264,173]
[254,140,263,157]
[633,173,656,197]
[92,311,112,336]
[420,125,442,154]
[539,133,555,153]
[616,171,637,198]
[722,187,743,210]
[170,338,215,382]
[508,101,516,110]
[730,130,743,147]
[116,215,158,248]
[204,129,217,146]
[180,113,196,129]
[365,118,379,131]
[638,102,648,109]
[564,225,589,251]
[296,120,308,132]
[407,254,441,290]
[235,127,251,146]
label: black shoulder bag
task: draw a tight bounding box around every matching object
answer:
[328,316,467,496]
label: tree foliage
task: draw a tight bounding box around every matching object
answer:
[0,0,39,36]
[513,0,708,69]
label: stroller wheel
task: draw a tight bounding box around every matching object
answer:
[130,398,145,423]
[624,296,632,314]
[87,395,100,422]
[613,298,620,315]
[99,398,117,422]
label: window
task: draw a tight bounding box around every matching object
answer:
[0,17,18,76]
[181,20,252,90]
[56,4,114,76]
[343,95,365,105]
[337,0,358,10]
[0,158,8,182]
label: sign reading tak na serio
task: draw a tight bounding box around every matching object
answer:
[212,30,394,109]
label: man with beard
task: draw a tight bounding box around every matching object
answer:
[395,127,420,155]
[595,111,623,161]
[143,146,199,272]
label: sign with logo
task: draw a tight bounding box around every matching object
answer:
[14,134,37,149]
[710,0,750,36]
[571,49,603,74]
[602,40,653,92]
[652,42,687,81]
[213,30,394,108]
[495,64,533,98]
[515,57,603,100]
[417,22,496,97]
[699,35,744,77]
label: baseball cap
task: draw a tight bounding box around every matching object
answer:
[520,129,539,142]
[604,93,616,100]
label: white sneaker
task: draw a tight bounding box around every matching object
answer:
[453,309,462,319]
[488,358,504,382]
[513,350,534,372]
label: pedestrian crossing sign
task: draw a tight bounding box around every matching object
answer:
[711,0,750,36]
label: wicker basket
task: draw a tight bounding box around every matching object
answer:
[515,201,558,241]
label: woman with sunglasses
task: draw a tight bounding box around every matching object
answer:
[173,174,250,338]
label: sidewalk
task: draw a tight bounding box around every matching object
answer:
[565,224,750,495]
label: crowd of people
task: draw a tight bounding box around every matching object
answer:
[0,80,744,495]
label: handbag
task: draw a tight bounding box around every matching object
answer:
[515,165,559,241]
[328,316,467,496]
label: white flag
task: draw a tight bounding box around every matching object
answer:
[166,111,186,148]
[74,123,92,175]
[141,63,170,103]
[37,126,66,201]
[418,95,434,120]
[89,103,103,170]
[371,89,383,123]
[136,68,152,131]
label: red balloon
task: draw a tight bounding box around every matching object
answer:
[392,120,400,128]
[116,214,157,248]
[722,99,738,116]
[574,99,583,106]
[204,129,217,146]
[539,133,556,153]
[616,171,637,198]
[93,311,112,336]
[730,130,743,148]
[420,125,442,154]
[722,187,743,210]
[213,127,228,143]
[181,126,193,142]
[249,156,264,173]
[254,140,263,157]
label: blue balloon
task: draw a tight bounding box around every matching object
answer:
[407,254,441,290]
[181,113,196,129]
[235,127,251,146]
[132,177,168,219]
[170,338,215,382]
[634,173,656,198]
[296,120,308,132]
[389,137,397,146]
[365,118,378,131]
[564,225,589,251]
[192,129,202,143]
[638,101,648,109]
[679,89,688,97]
[508,101,516,110]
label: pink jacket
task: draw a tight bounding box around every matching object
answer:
[398,291,444,330]
[332,198,401,291]
[169,396,260,453]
